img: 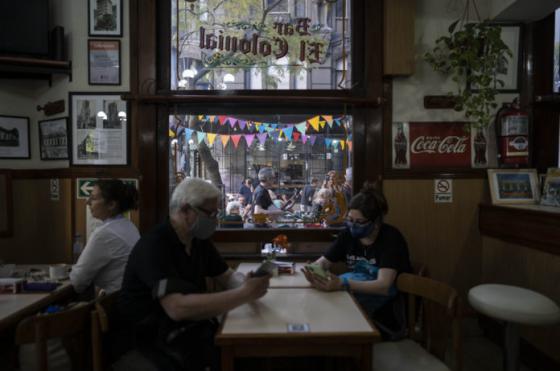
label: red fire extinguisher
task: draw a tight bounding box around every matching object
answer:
[494,98,529,167]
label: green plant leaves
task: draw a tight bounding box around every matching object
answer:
[424,20,512,129]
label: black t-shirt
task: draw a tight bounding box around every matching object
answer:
[324,223,411,275]
[118,220,229,326]
[253,184,273,210]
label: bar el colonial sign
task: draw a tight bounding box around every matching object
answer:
[198,18,330,67]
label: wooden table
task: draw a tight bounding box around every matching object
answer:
[216,288,380,371]
[236,262,311,288]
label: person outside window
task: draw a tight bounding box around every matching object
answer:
[253,167,283,221]
[238,178,254,205]
[222,200,244,228]
[302,182,412,340]
[301,177,319,212]
[70,179,140,294]
[118,178,270,370]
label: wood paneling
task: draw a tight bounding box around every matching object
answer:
[383,179,487,296]
[384,0,415,76]
[0,179,72,264]
[482,236,560,364]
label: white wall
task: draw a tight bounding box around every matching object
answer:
[392,0,520,167]
[0,0,130,169]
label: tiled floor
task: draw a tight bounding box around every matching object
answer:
[462,318,533,371]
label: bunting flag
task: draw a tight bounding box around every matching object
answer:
[301,134,308,144]
[347,140,353,152]
[325,138,333,149]
[257,133,267,145]
[197,131,206,144]
[238,120,247,130]
[340,140,345,150]
[231,134,242,148]
[207,133,217,146]
[283,126,294,141]
[309,135,317,146]
[334,118,341,127]
[218,116,227,125]
[308,116,320,132]
[244,134,255,147]
[229,118,237,128]
[169,129,175,138]
[184,128,193,141]
[270,123,277,129]
[258,123,265,133]
[322,115,333,123]
[319,121,326,129]
[197,115,205,121]
[220,134,230,148]
[295,122,307,134]
[292,131,301,142]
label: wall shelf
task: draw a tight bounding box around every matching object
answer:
[479,203,560,256]
[0,56,72,86]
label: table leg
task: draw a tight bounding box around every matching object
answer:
[503,322,520,371]
[359,344,372,371]
[221,346,234,371]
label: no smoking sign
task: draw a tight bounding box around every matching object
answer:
[434,179,453,203]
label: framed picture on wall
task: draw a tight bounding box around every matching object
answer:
[540,168,560,207]
[0,115,30,159]
[38,117,69,160]
[69,92,128,166]
[88,0,123,37]
[487,168,539,205]
[88,39,121,85]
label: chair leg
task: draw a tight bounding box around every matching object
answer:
[503,322,520,371]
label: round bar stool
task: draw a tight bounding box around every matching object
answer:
[468,284,560,371]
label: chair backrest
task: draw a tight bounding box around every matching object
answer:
[397,273,462,371]
[91,291,119,371]
[15,302,94,371]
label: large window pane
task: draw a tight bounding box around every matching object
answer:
[169,113,353,229]
[171,0,352,90]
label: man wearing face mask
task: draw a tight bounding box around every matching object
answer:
[302,182,411,340]
[118,177,271,371]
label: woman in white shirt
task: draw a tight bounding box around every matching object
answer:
[70,179,140,294]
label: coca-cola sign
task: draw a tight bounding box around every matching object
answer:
[393,122,477,169]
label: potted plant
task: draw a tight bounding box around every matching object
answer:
[424,20,512,129]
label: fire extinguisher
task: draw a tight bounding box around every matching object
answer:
[494,98,529,167]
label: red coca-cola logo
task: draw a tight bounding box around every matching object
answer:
[411,135,468,154]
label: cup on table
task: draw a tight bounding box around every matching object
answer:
[49,264,69,280]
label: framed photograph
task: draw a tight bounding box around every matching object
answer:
[0,115,30,159]
[88,40,121,85]
[487,169,539,205]
[468,24,522,93]
[88,0,122,37]
[38,117,69,160]
[540,168,560,207]
[69,92,128,166]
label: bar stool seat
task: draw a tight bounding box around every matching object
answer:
[468,284,560,371]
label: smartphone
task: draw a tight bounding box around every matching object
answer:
[305,264,328,279]
[252,261,276,277]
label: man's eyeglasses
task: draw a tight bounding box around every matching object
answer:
[344,217,370,225]
[192,206,220,219]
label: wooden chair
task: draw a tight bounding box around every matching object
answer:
[373,273,462,371]
[91,291,119,371]
[15,301,94,371]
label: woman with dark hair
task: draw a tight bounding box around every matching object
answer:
[70,179,140,294]
[302,182,411,339]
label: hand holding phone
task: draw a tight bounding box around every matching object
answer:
[252,261,276,277]
[305,264,328,279]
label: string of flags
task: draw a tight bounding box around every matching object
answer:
[169,114,353,151]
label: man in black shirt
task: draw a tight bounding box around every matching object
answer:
[253,167,283,221]
[119,178,270,370]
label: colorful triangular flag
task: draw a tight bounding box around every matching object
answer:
[220,134,230,148]
[231,134,242,148]
[244,134,255,147]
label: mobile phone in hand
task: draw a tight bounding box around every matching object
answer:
[305,264,328,279]
[252,261,276,277]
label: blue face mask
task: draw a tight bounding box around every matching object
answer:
[346,220,375,238]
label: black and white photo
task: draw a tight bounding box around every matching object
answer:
[70,93,128,165]
[0,115,30,159]
[88,0,122,37]
[39,117,69,160]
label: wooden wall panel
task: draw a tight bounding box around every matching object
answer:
[0,179,72,264]
[383,179,488,296]
[482,237,560,364]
